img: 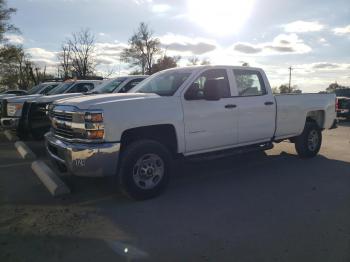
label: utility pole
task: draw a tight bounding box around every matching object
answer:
[288,66,293,93]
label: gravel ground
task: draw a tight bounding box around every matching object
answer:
[0,121,349,262]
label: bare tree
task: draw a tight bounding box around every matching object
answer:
[57,43,71,79]
[187,56,199,66]
[67,29,96,78]
[121,22,161,75]
[187,56,210,66]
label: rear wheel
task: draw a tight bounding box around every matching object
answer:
[118,140,172,200]
[295,122,322,158]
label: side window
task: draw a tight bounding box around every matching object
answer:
[185,69,230,100]
[120,78,144,93]
[233,70,267,96]
[69,83,94,93]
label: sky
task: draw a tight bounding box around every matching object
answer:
[5,0,350,92]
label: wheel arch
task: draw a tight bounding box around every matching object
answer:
[306,110,325,129]
[120,124,179,156]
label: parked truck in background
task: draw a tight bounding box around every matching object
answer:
[46,66,337,200]
[334,89,350,120]
[1,76,147,140]
[0,79,103,139]
[0,82,60,121]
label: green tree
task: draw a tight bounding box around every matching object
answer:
[326,82,346,92]
[151,55,181,74]
[271,87,279,94]
[279,84,301,94]
[0,0,18,43]
[121,22,161,75]
[0,45,52,89]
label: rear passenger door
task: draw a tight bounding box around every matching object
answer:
[182,68,239,154]
[233,69,275,144]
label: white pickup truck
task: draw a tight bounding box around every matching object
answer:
[46,66,337,200]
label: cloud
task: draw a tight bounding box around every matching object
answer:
[26,48,57,60]
[283,20,325,33]
[24,47,58,73]
[233,43,262,54]
[94,41,128,66]
[95,42,127,56]
[5,34,24,44]
[133,0,152,5]
[312,62,340,69]
[232,34,311,55]
[152,4,171,13]
[159,34,217,55]
[333,24,350,35]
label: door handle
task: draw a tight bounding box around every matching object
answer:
[225,104,237,109]
[264,101,274,106]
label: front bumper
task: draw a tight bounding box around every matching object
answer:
[0,117,19,130]
[45,132,121,177]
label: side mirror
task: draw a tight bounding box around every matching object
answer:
[203,79,221,101]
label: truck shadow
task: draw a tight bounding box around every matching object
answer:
[337,118,350,127]
[14,149,350,207]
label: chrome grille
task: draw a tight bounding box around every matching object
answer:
[51,109,74,140]
[52,111,73,121]
[54,126,74,139]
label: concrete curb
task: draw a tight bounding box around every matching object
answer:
[31,160,71,196]
[4,130,18,142]
[14,141,36,160]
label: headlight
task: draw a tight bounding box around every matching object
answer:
[54,109,105,141]
[7,103,23,117]
[84,111,104,140]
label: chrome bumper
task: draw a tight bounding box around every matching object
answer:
[0,117,19,130]
[45,132,121,177]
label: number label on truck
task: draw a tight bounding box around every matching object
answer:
[74,159,86,167]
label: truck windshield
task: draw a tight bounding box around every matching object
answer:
[27,84,45,95]
[95,77,127,93]
[47,83,74,95]
[133,71,191,96]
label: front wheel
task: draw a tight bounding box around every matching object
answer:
[294,122,322,158]
[118,140,173,200]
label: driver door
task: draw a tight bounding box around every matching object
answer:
[182,68,239,154]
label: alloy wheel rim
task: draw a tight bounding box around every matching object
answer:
[132,154,164,190]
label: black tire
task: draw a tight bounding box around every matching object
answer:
[294,121,322,158]
[118,139,173,200]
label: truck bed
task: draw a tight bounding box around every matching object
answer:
[274,93,336,140]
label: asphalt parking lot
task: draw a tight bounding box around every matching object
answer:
[0,122,349,262]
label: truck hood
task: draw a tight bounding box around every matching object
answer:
[0,94,17,100]
[55,93,159,109]
[5,94,43,103]
[35,93,83,103]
